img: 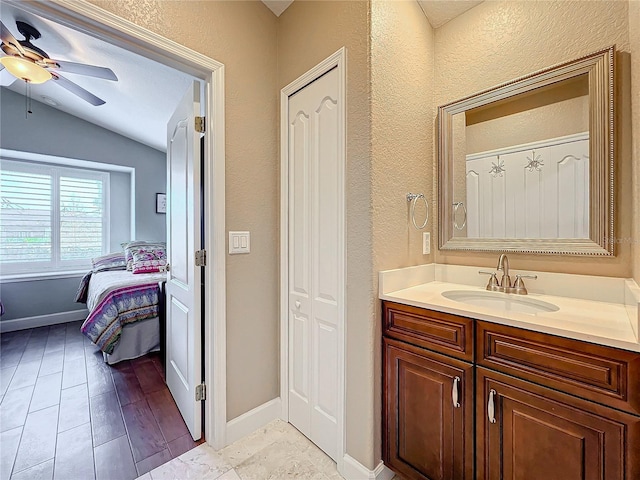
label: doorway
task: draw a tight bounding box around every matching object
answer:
[11,0,227,451]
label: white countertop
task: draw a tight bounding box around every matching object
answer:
[379,264,640,353]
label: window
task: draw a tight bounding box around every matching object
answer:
[0,159,109,275]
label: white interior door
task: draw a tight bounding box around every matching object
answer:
[288,67,341,461]
[166,80,203,440]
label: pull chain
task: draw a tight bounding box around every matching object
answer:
[26,80,33,116]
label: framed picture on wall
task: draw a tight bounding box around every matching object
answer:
[156,193,167,214]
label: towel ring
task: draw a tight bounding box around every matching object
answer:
[407,193,429,230]
[453,202,467,230]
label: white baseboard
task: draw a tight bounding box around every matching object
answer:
[225,397,282,446]
[0,309,88,332]
[340,455,394,480]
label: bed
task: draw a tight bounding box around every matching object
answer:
[78,270,167,365]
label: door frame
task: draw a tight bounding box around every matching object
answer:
[10,0,228,449]
[279,48,347,471]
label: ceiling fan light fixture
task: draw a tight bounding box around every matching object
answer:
[0,56,51,84]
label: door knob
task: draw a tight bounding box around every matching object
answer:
[295,300,301,309]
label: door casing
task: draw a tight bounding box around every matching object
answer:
[10,0,228,449]
[279,47,347,473]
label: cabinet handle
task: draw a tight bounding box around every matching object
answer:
[452,376,461,408]
[488,389,497,424]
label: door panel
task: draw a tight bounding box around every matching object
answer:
[291,112,310,298]
[166,80,203,440]
[315,96,339,303]
[477,367,640,480]
[169,120,189,285]
[383,338,474,480]
[169,297,190,386]
[288,67,341,461]
[314,319,337,419]
[292,314,309,399]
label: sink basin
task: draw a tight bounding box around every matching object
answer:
[441,290,559,315]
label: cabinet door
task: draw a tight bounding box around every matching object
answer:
[477,367,640,480]
[383,338,473,480]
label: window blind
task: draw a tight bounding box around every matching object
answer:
[0,159,109,274]
[0,169,52,264]
[60,176,104,261]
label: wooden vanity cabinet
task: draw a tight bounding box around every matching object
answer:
[383,338,474,480]
[382,301,640,480]
[383,303,475,479]
[477,367,640,480]
[476,321,640,416]
[383,301,473,362]
[476,321,640,480]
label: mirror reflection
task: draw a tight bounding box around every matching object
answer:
[452,74,590,239]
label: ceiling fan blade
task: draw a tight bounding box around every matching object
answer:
[51,73,105,106]
[0,65,17,86]
[48,60,118,81]
[0,20,26,57]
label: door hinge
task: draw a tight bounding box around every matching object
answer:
[195,116,206,133]
[195,383,206,401]
[195,249,207,267]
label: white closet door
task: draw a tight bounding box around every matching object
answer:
[288,67,340,461]
[166,80,203,440]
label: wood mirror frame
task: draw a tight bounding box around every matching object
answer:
[438,46,614,256]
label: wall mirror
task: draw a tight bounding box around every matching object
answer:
[438,46,614,255]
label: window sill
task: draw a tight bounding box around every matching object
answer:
[0,270,88,283]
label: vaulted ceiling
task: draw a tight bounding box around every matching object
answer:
[0,4,196,152]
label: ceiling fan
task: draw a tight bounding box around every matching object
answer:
[0,20,118,106]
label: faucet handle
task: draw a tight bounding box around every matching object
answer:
[512,274,537,295]
[479,271,500,291]
[516,274,538,280]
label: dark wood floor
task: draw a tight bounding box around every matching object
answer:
[0,321,203,480]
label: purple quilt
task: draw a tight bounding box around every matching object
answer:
[81,283,159,354]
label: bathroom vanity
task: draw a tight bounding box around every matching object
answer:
[382,40,640,478]
[380,265,640,480]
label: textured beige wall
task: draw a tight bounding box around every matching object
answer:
[89,0,280,421]
[370,0,435,467]
[277,0,375,469]
[434,1,633,277]
[630,1,640,284]
[371,0,434,270]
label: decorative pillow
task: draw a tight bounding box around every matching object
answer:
[91,252,127,273]
[131,246,167,274]
[122,241,166,270]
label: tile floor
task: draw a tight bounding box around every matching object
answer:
[137,419,344,480]
[0,322,202,480]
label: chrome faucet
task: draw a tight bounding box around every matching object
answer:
[497,254,511,289]
[479,254,537,295]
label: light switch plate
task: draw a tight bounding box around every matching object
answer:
[229,231,250,254]
[423,232,431,255]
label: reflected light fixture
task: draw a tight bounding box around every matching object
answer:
[0,56,51,84]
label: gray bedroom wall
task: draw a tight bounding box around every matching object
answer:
[0,278,86,322]
[110,171,132,251]
[0,88,166,322]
